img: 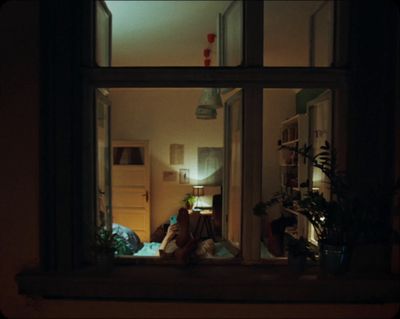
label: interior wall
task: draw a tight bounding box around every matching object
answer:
[110,89,224,232]
[263,1,322,66]
[262,90,297,209]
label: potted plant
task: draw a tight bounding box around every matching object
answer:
[287,236,316,273]
[254,142,351,274]
[182,193,197,210]
[255,141,399,275]
[93,227,116,272]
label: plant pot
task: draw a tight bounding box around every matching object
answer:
[96,251,114,273]
[319,243,351,275]
[288,253,306,273]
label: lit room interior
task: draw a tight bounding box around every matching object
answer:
[96,0,334,260]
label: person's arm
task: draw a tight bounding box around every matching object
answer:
[159,224,178,255]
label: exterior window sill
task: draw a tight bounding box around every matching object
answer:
[16,265,400,302]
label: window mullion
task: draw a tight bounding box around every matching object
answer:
[241,1,263,263]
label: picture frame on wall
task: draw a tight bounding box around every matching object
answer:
[179,169,190,184]
[163,170,177,182]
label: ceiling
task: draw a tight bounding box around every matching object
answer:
[105,0,324,67]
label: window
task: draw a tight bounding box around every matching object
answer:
[38,0,352,270]
[17,0,398,302]
[261,88,334,260]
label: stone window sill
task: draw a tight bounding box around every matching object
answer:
[16,265,400,302]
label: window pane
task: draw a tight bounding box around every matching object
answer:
[96,89,112,230]
[264,1,334,66]
[261,88,332,260]
[96,87,241,259]
[98,1,240,67]
[96,1,111,66]
[220,0,243,66]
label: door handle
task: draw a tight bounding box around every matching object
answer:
[142,191,149,202]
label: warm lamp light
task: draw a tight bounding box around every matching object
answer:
[192,185,204,197]
[192,185,205,210]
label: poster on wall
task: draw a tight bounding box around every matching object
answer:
[163,170,177,182]
[170,144,184,165]
[198,147,223,185]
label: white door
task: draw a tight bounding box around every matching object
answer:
[112,140,150,242]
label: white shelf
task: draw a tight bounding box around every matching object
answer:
[281,139,299,146]
[281,114,300,126]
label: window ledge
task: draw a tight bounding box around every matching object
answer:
[16,265,399,302]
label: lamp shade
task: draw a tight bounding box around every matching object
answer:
[198,88,223,110]
[192,185,204,197]
[195,106,217,120]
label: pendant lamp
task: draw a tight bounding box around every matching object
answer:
[195,105,217,120]
[198,88,223,110]
[195,88,222,119]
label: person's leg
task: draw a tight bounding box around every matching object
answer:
[175,237,198,264]
[176,208,191,248]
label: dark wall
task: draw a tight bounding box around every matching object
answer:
[0,0,399,317]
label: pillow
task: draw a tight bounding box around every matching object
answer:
[112,223,143,255]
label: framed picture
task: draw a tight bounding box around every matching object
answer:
[170,144,184,165]
[179,169,190,184]
[163,170,177,182]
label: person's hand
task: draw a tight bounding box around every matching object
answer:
[166,223,179,239]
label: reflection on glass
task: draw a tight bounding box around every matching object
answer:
[264,0,334,66]
[261,88,332,259]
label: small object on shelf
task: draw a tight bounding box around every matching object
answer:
[282,128,289,143]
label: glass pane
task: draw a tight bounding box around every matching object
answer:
[220,0,243,66]
[98,87,240,259]
[96,89,112,230]
[264,1,334,66]
[261,88,332,260]
[100,1,237,67]
[113,147,145,165]
[224,91,242,249]
[96,1,111,66]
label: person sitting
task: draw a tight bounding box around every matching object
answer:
[159,208,198,264]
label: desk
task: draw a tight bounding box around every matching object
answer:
[193,209,214,240]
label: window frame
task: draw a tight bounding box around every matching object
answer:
[40,0,349,271]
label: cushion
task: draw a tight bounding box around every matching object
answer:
[112,223,143,255]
